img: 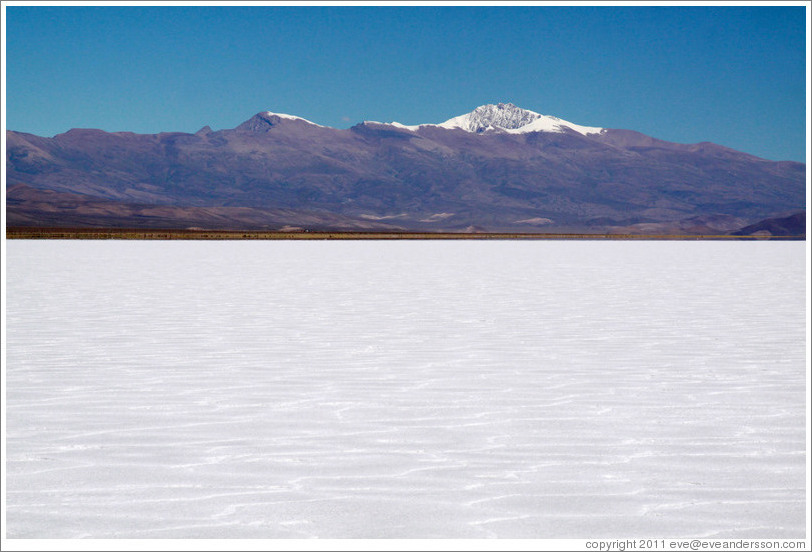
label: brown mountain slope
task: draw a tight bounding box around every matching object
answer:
[6,107,806,233]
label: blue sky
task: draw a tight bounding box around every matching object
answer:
[4,4,808,161]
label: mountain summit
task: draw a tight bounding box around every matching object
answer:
[384,103,605,136]
[235,111,325,132]
[437,103,605,135]
[441,102,543,131]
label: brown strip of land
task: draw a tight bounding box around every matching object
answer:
[5,227,804,240]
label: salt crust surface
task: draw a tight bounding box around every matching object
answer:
[4,240,807,539]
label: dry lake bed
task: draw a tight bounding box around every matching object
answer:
[3,239,808,539]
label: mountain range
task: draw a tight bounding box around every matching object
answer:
[5,103,806,235]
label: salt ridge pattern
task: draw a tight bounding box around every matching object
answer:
[5,240,806,538]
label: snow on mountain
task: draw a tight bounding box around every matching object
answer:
[382,103,604,136]
[270,103,602,135]
[264,111,326,127]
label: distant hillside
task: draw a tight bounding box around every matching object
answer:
[730,212,806,238]
[6,103,806,234]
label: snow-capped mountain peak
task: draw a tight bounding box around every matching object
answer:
[383,103,604,136]
[439,103,604,135]
[439,103,540,132]
[264,111,325,127]
[235,111,327,132]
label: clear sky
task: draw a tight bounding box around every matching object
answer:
[3,3,808,162]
